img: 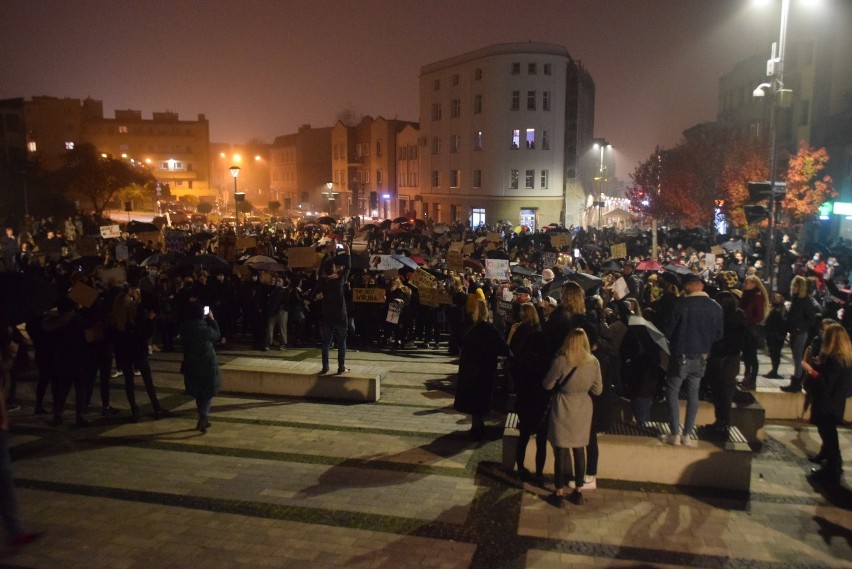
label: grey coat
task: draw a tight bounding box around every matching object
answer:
[543,355,603,448]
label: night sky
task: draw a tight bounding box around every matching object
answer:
[2,0,810,178]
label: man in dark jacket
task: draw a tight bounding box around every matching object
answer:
[662,274,723,446]
[314,241,351,374]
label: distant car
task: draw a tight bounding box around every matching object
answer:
[219,216,237,226]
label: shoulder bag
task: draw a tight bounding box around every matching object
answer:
[538,366,577,429]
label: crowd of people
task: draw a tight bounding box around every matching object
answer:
[0,211,850,517]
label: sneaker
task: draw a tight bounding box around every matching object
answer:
[9,532,42,547]
[111,370,121,378]
[661,434,681,446]
[682,435,697,447]
[133,370,142,377]
[780,383,801,393]
[583,475,597,490]
[336,368,350,374]
[549,493,566,508]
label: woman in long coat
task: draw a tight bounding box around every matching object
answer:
[454,298,509,440]
[542,328,603,507]
[180,302,222,433]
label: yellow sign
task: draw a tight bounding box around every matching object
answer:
[550,233,572,249]
[610,243,627,259]
[447,250,464,273]
[353,288,386,303]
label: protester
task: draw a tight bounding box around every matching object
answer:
[783,275,823,393]
[314,240,351,374]
[707,291,749,436]
[180,303,221,434]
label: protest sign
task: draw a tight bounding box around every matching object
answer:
[409,268,437,289]
[287,247,318,268]
[610,243,627,259]
[550,233,571,249]
[386,299,402,324]
[115,243,129,262]
[487,232,502,243]
[353,288,386,303]
[485,259,510,281]
[462,243,475,255]
[419,286,439,307]
[236,236,257,251]
[369,255,403,271]
[99,225,121,239]
[447,250,464,273]
[449,241,464,253]
[541,252,558,269]
[68,282,99,308]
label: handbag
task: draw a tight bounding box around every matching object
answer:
[538,366,577,429]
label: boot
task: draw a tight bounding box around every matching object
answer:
[196,414,209,434]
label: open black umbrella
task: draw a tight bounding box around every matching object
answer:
[486,249,510,260]
[0,272,58,325]
[628,315,670,356]
[721,240,754,255]
[140,252,182,267]
[126,221,160,234]
[566,271,603,292]
[186,231,216,244]
[510,264,535,277]
[601,260,622,273]
[63,255,104,272]
[350,253,370,270]
[664,264,693,276]
[316,216,336,225]
[393,216,409,223]
[176,254,230,271]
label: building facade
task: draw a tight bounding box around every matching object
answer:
[269,125,332,215]
[417,43,595,229]
[211,141,271,212]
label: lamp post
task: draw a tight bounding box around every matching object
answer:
[593,141,611,227]
[754,0,791,292]
[229,166,240,237]
[324,181,334,215]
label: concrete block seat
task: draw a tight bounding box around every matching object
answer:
[502,414,752,492]
[220,357,386,402]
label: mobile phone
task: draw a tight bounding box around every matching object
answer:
[574,248,581,258]
[203,305,210,316]
[336,243,344,250]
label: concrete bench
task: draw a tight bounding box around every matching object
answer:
[751,388,852,422]
[502,414,752,492]
[219,357,385,402]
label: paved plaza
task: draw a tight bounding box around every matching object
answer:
[0,344,849,568]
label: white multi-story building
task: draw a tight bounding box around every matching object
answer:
[418,43,595,229]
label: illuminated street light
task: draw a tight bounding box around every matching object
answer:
[230,166,241,236]
[593,141,611,227]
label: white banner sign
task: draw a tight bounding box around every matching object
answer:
[369,255,403,271]
[100,225,121,239]
[485,259,510,281]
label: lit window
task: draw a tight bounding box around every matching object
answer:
[543,91,551,111]
[376,140,383,156]
[526,129,535,149]
[27,141,37,152]
[510,169,519,189]
[450,170,460,188]
[527,91,536,111]
[473,94,482,114]
[377,170,383,185]
[525,170,535,189]
[540,170,549,188]
[511,91,519,111]
[473,131,483,151]
[65,141,74,150]
[118,125,128,134]
[511,130,520,149]
[473,169,482,188]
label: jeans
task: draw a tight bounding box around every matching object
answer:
[321,321,348,371]
[790,331,808,382]
[0,430,22,537]
[266,310,288,347]
[666,354,706,437]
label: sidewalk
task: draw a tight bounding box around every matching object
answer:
[1,344,849,568]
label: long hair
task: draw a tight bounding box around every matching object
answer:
[744,274,770,321]
[790,275,808,299]
[109,289,137,332]
[561,281,586,315]
[472,298,489,323]
[820,323,852,368]
[561,328,595,367]
[519,302,540,326]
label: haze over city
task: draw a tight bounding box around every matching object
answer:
[0,0,812,178]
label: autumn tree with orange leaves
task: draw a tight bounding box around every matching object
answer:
[779,143,835,226]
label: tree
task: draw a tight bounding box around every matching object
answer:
[268,200,281,213]
[196,201,214,214]
[54,143,154,217]
[236,199,253,214]
[780,143,835,226]
[720,138,769,229]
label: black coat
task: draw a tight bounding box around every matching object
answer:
[806,356,849,424]
[511,329,552,431]
[454,321,509,416]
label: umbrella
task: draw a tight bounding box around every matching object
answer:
[316,216,337,225]
[393,216,409,224]
[391,254,420,271]
[252,262,287,273]
[350,253,370,270]
[513,225,530,234]
[663,264,693,276]
[361,223,379,231]
[485,249,510,260]
[635,260,663,271]
[566,271,603,292]
[0,272,58,325]
[140,252,181,267]
[601,260,622,273]
[628,315,670,356]
[721,240,754,255]
[510,264,535,277]
[432,223,450,234]
[176,254,230,271]
[126,221,160,234]
[581,244,604,252]
[243,255,278,266]
[463,258,484,271]
[409,255,426,266]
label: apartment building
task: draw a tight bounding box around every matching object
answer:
[268,125,332,214]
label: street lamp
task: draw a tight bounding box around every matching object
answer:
[754,0,792,292]
[230,166,240,237]
[323,181,336,215]
[593,141,611,227]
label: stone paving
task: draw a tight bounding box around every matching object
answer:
[0,343,849,568]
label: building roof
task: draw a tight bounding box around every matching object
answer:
[420,42,574,75]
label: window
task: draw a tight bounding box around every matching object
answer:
[377,170,383,185]
[473,131,483,151]
[399,146,406,160]
[376,139,383,156]
[474,68,482,80]
[431,103,442,120]
[544,63,552,75]
[528,62,537,74]
[472,208,486,227]
[118,125,128,134]
[511,130,520,149]
[527,90,536,111]
[27,141,37,152]
[410,145,417,159]
[525,169,535,189]
[431,171,440,187]
[433,78,440,91]
[473,94,482,114]
[450,170,460,188]
[540,169,549,188]
[431,137,441,154]
[543,91,551,111]
[451,74,459,86]
[473,169,482,188]
[450,134,460,153]
[511,62,520,74]
[542,129,550,150]
[451,99,461,118]
[65,141,74,150]
[526,129,535,149]
[364,170,370,184]
[511,91,520,111]
[510,169,519,189]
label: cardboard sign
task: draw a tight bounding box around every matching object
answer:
[485,259,510,281]
[462,243,475,255]
[612,276,629,300]
[449,241,464,253]
[710,245,724,256]
[115,243,129,262]
[447,250,464,273]
[369,255,403,271]
[100,225,121,239]
[287,247,318,268]
[487,232,502,243]
[386,300,402,324]
[98,266,126,285]
[68,282,99,308]
[419,286,439,307]
[236,236,257,251]
[353,288,386,303]
[610,243,627,259]
[409,268,437,289]
[259,271,274,285]
[438,291,454,305]
[550,233,571,249]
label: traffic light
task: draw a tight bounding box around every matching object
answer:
[748,181,787,202]
[744,205,769,224]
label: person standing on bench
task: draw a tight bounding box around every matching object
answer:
[315,239,351,375]
[662,274,723,447]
